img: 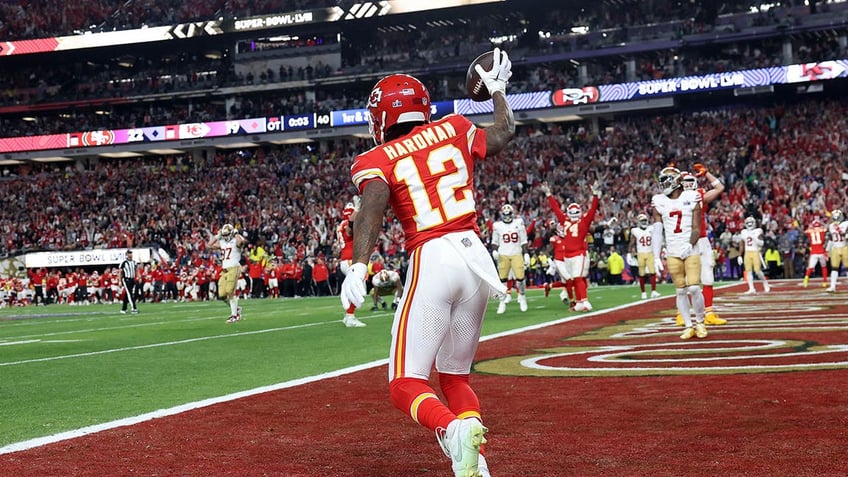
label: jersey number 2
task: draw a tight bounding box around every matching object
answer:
[394,145,474,232]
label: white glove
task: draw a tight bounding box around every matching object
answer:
[523,253,530,268]
[352,195,361,212]
[655,256,664,274]
[474,47,512,97]
[591,181,602,198]
[491,250,499,261]
[679,243,693,259]
[737,256,743,266]
[546,261,556,275]
[340,262,368,309]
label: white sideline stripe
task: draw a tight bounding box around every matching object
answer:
[0,283,738,454]
[0,359,388,455]
[0,321,326,367]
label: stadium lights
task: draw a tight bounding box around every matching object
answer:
[537,114,583,123]
[99,151,143,158]
[29,157,72,162]
[215,142,260,149]
[269,138,314,144]
[0,159,25,165]
[147,149,186,155]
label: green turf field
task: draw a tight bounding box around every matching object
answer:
[0,283,681,448]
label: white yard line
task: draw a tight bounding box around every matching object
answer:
[0,284,740,454]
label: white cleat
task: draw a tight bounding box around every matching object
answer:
[438,418,487,477]
[496,301,506,314]
[343,314,367,327]
[478,454,491,477]
[651,290,661,298]
[518,295,528,312]
[641,292,647,300]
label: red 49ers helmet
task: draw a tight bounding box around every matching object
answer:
[366,74,431,145]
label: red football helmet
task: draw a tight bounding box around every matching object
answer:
[366,74,431,145]
[342,202,356,219]
[566,203,582,221]
[681,171,697,191]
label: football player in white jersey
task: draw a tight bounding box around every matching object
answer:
[628,213,661,300]
[371,269,404,310]
[826,209,848,292]
[207,223,247,323]
[651,167,708,340]
[491,204,530,313]
[738,216,771,294]
[678,166,727,325]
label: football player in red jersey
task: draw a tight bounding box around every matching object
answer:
[336,199,366,327]
[677,165,726,325]
[340,49,514,477]
[803,218,828,288]
[540,180,601,312]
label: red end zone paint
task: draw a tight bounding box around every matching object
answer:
[2,281,846,476]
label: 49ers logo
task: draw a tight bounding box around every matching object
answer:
[81,130,116,146]
[551,86,599,106]
[475,292,848,377]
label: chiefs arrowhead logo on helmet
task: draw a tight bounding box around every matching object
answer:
[366,74,431,145]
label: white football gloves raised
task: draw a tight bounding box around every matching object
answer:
[591,181,603,198]
[340,262,368,310]
[474,47,512,97]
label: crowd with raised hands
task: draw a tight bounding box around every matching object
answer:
[2,96,846,300]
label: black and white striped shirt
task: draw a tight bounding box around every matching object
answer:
[120,257,137,282]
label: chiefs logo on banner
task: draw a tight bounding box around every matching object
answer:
[551,87,600,106]
[786,61,846,83]
[81,130,116,146]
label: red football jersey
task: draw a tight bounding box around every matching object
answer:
[698,188,708,238]
[350,114,487,252]
[548,195,598,257]
[806,226,827,255]
[336,219,354,261]
[549,235,570,261]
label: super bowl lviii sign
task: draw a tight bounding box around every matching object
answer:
[24,249,152,268]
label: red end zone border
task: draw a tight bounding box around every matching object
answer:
[2,280,847,476]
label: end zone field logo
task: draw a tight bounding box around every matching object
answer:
[476,291,848,377]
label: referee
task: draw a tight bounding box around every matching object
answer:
[119,250,139,315]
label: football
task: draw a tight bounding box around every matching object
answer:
[465,50,495,102]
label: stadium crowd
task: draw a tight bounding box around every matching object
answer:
[3,0,848,307]
[0,0,330,41]
[0,0,764,42]
[3,1,845,138]
[3,95,847,306]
